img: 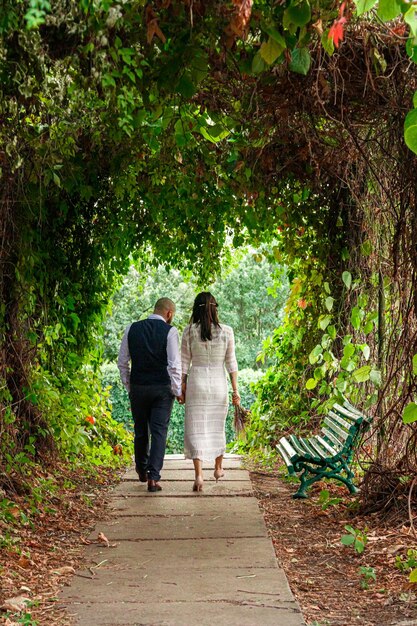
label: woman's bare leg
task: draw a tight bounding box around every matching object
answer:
[193,458,203,491]
[214,455,224,481]
[193,458,203,479]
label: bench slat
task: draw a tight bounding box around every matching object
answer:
[342,401,373,431]
[300,437,322,459]
[279,436,298,461]
[316,434,339,456]
[323,417,350,442]
[308,436,330,459]
[328,410,355,433]
[321,426,345,450]
[277,440,295,473]
[334,403,364,422]
[288,434,311,457]
[341,400,368,419]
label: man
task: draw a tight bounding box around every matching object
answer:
[118,297,182,492]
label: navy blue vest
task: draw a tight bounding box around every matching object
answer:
[128,318,171,386]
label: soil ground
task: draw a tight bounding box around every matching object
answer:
[251,467,417,626]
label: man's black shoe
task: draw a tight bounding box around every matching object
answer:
[147,479,162,492]
[137,470,148,483]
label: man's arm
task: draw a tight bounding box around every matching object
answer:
[167,327,182,398]
[117,325,131,393]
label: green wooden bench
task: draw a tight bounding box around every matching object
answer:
[276,400,372,499]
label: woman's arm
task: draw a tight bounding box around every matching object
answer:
[226,328,240,405]
[229,370,240,406]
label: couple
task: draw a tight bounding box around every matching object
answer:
[117,292,240,493]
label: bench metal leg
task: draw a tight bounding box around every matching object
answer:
[293,461,360,498]
[293,468,321,499]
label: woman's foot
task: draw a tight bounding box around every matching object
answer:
[193,476,204,492]
[214,455,224,482]
[214,468,225,482]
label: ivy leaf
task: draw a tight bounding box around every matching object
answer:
[191,50,209,84]
[342,271,352,289]
[176,75,196,99]
[314,367,323,380]
[377,0,401,21]
[351,306,361,330]
[363,320,374,334]
[260,37,284,65]
[325,296,334,312]
[405,7,417,38]
[318,315,331,330]
[403,402,417,424]
[354,0,377,16]
[406,38,417,64]
[361,240,372,256]
[252,51,267,74]
[309,344,323,364]
[404,108,417,155]
[284,0,311,27]
[343,343,355,358]
[336,377,347,392]
[263,26,287,48]
[289,48,311,75]
[370,369,382,387]
[327,325,336,340]
[413,354,417,375]
[321,31,334,56]
[352,365,371,382]
[306,377,318,390]
[102,74,116,88]
[409,569,417,583]
[361,344,370,360]
[199,124,230,143]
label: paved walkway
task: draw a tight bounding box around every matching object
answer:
[61,454,305,625]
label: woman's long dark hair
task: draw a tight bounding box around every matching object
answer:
[190,292,220,341]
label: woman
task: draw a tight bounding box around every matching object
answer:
[181,292,240,492]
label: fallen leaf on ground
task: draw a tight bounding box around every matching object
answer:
[53,566,75,576]
[16,555,30,569]
[97,531,109,546]
[2,596,31,612]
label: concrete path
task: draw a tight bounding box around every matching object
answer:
[61,454,305,626]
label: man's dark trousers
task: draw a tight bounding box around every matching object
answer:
[130,383,174,481]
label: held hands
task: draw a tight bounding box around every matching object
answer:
[176,382,187,405]
[232,390,241,406]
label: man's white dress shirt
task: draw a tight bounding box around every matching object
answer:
[117,314,182,397]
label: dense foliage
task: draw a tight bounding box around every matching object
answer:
[1,0,417,516]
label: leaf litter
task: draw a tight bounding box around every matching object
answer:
[250,468,417,626]
[0,463,122,625]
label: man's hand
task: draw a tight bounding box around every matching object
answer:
[176,394,185,405]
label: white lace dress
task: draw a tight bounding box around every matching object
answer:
[181,323,238,461]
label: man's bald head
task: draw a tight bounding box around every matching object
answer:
[154,298,176,322]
